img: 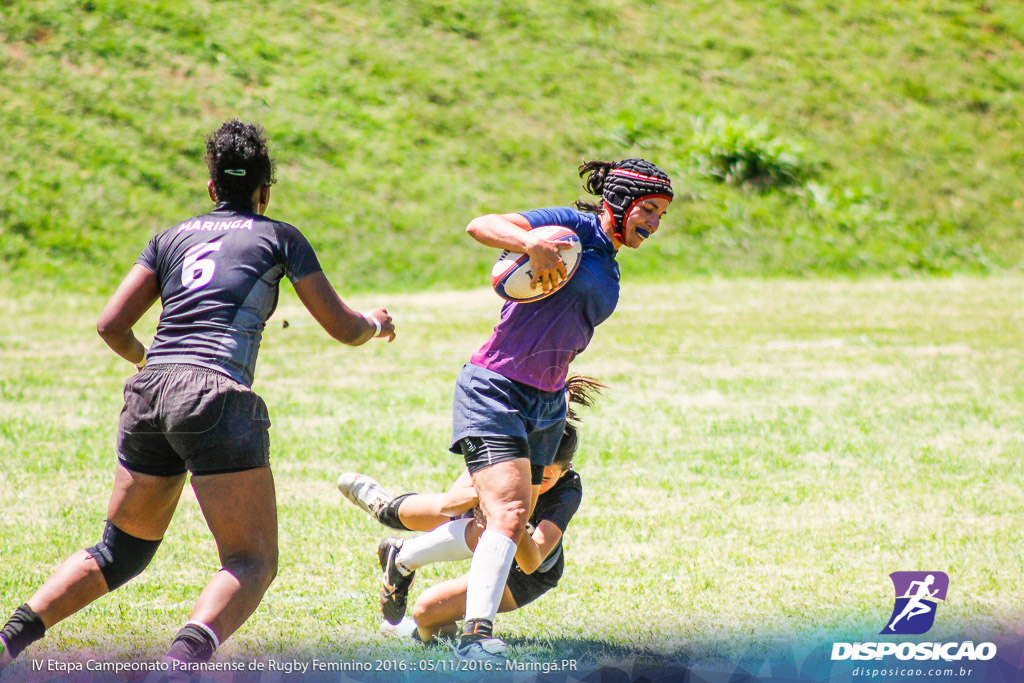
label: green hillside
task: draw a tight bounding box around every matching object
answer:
[2,0,1022,293]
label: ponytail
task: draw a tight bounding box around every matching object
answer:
[551,375,605,468]
[574,160,615,214]
[565,375,605,424]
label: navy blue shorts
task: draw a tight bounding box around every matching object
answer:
[449,363,567,468]
[117,364,271,476]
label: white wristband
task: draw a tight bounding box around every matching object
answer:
[367,315,382,337]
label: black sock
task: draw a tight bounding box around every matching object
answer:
[459,618,493,646]
[0,604,46,659]
[165,624,218,664]
[377,493,415,531]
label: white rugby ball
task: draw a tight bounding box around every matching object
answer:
[491,225,582,303]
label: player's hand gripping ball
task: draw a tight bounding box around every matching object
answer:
[491,226,582,303]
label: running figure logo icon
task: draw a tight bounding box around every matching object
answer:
[882,571,949,635]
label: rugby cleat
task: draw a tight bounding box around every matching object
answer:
[454,637,509,663]
[378,538,415,625]
[337,472,392,519]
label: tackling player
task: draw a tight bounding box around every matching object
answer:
[338,376,602,646]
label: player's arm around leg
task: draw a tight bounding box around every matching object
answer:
[436,470,478,518]
[470,459,532,544]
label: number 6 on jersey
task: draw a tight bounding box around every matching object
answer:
[181,242,223,290]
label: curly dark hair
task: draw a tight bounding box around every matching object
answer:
[204,119,276,209]
[552,375,606,467]
[573,160,615,215]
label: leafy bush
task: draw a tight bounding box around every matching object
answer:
[794,182,990,274]
[0,0,1017,290]
[690,116,818,191]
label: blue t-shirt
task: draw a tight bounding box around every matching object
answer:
[470,207,619,392]
[136,202,322,387]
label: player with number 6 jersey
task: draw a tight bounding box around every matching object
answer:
[139,195,322,387]
[0,119,396,672]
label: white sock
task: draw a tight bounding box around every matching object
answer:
[395,519,474,573]
[463,530,517,623]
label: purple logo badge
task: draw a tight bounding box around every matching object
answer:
[882,571,949,635]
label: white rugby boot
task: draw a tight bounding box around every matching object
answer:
[336,472,392,518]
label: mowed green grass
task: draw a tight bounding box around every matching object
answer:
[0,276,1021,671]
[4,0,1024,289]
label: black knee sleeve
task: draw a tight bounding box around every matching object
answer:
[377,493,415,531]
[0,604,46,659]
[86,521,162,591]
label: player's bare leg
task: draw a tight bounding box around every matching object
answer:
[1,465,184,664]
[163,467,278,664]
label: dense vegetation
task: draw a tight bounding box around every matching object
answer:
[2,0,1022,292]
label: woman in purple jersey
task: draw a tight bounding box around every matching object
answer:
[396,158,672,661]
[0,120,396,672]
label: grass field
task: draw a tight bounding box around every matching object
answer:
[0,276,1020,676]
[4,0,1024,291]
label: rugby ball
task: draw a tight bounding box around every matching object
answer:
[491,226,582,303]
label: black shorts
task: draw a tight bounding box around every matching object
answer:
[505,563,561,608]
[458,437,546,485]
[117,364,271,476]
